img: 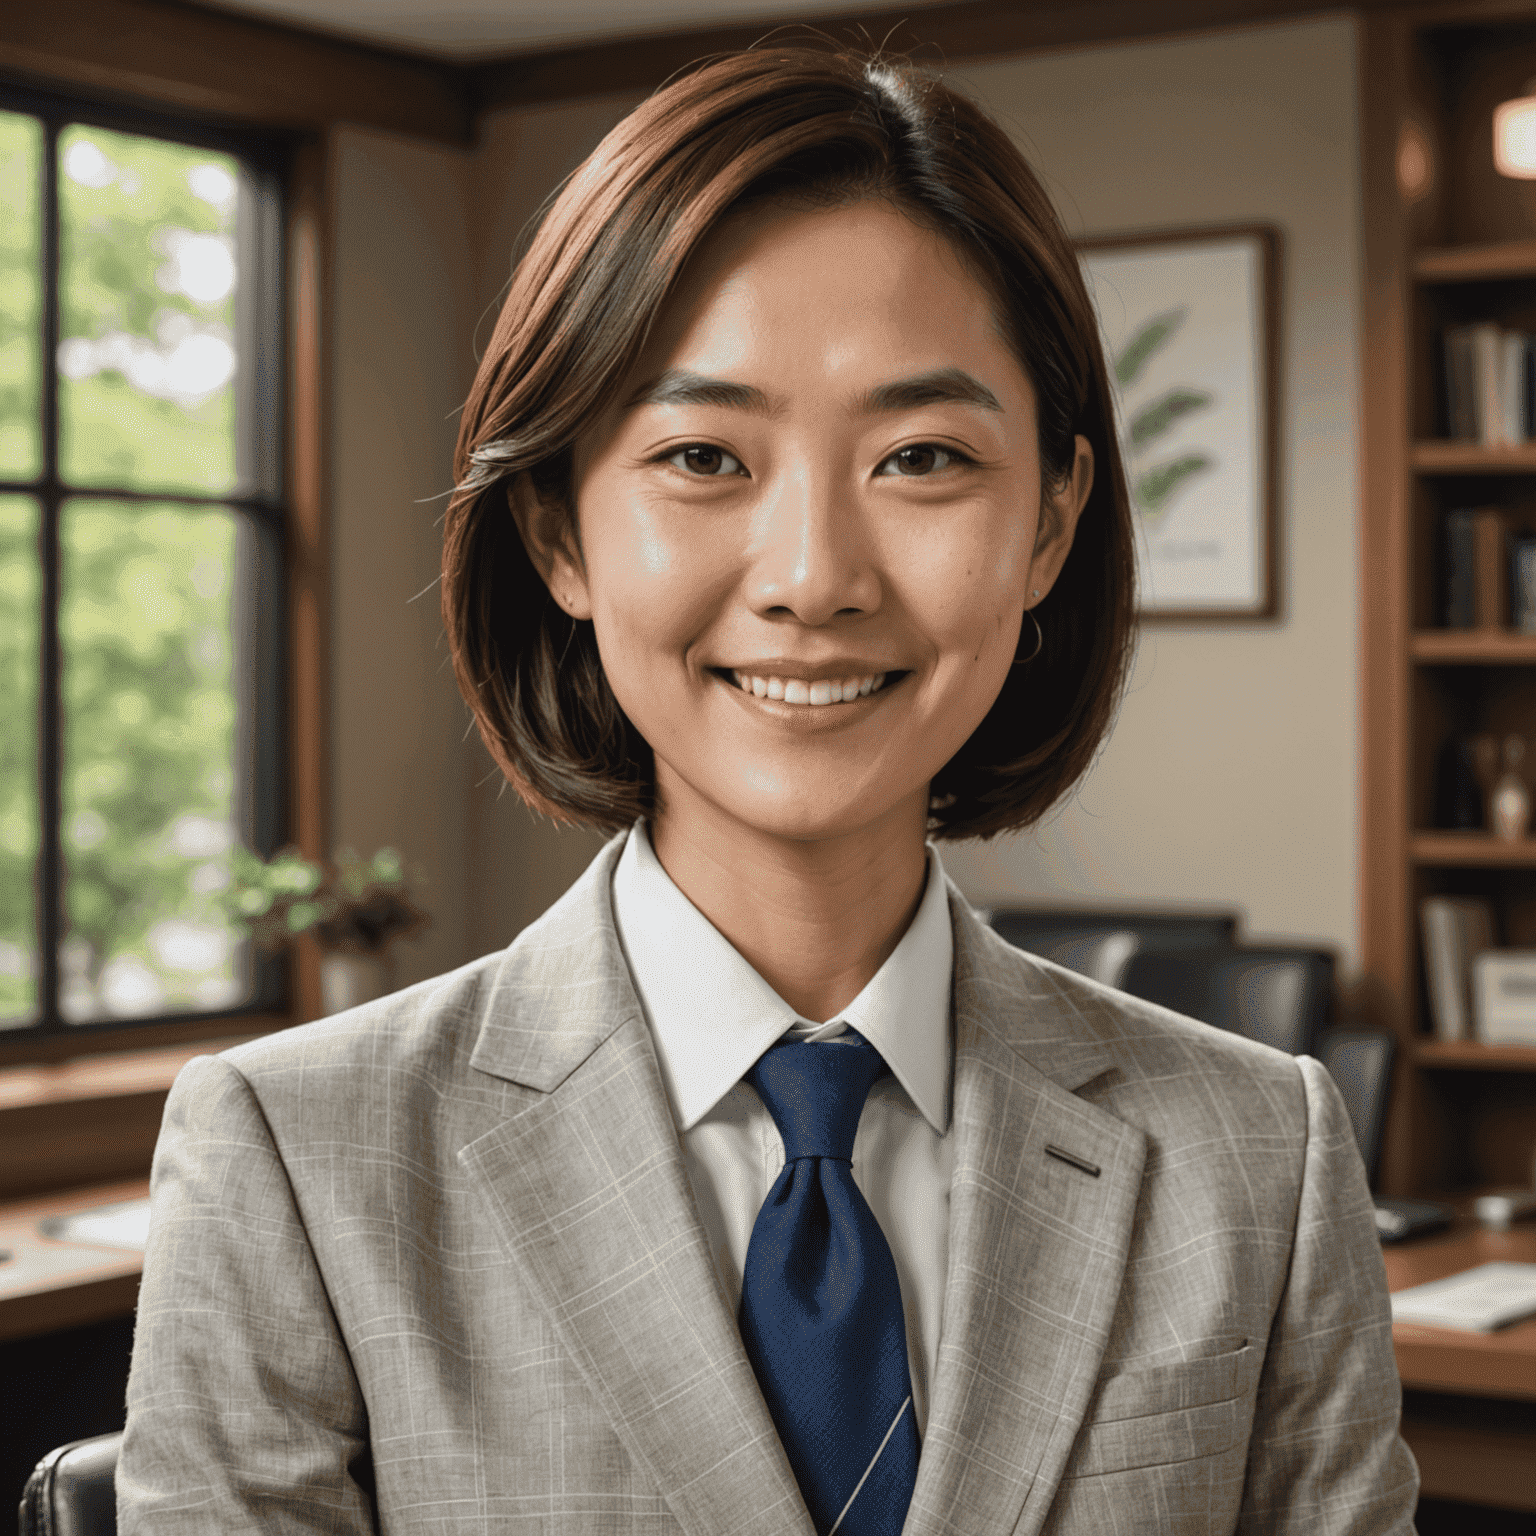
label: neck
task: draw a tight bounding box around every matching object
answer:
[648,781,931,1023]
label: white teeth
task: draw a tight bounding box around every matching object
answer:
[729,671,890,706]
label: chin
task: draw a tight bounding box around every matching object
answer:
[677,762,929,847]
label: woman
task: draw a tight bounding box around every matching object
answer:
[120,46,1417,1536]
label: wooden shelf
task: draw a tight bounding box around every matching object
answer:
[1413,239,1536,284]
[1411,631,1536,663]
[1416,1040,1536,1072]
[1411,832,1536,866]
[1410,441,1536,473]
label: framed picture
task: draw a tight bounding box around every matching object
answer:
[1078,224,1281,621]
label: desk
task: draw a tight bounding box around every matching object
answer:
[0,1178,147,1343]
[1385,1220,1536,1511]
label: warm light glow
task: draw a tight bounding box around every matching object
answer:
[1397,119,1433,201]
[1494,94,1536,178]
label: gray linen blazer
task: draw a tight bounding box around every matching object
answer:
[119,835,1419,1534]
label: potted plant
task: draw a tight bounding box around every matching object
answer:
[222,845,430,1014]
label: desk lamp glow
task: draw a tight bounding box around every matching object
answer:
[1494,82,1536,178]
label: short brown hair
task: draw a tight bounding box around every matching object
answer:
[442,45,1136,840]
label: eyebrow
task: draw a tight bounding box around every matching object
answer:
[625,365,1002,417]
[626,369,771,414]
[860,367,1003,414]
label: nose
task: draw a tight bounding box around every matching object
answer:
[745,466,881,627]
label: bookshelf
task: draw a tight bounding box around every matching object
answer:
[1361,6,1536,1199]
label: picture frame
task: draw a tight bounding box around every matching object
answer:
[1078,224,1281,622]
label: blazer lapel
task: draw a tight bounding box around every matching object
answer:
[458,838,812,1536]
[905,898,1148,1536]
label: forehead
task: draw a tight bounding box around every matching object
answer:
[635,198,1024,390]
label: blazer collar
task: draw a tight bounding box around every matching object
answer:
[466,832,637,1093]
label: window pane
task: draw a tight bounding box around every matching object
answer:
[0,111,42,481]
[57,126,239,495]
[0,495,38,1025]
[60,499,250,1020]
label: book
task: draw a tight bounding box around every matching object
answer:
[1444,325,1478,440]
[1472,321,1504,445]
[1442,323,1532,445]
[1473,949,1536,1045]
[1501,332,1530,445]
[1420,896,1494,1041]
[1444,509,1477,628]
[1391,1261,1536,1332]
[1472,507,1509,627]
[1513,537,1536,632]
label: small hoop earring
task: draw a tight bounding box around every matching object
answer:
[1014,607,1043,666]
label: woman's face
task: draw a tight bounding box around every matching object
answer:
[518,199,1091,847]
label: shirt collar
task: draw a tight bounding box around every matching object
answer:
[611,821,952,1137]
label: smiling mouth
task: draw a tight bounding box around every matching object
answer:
[721,669,897,706]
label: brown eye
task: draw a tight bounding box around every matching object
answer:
[879,444,958,477]
[667,444,744,476]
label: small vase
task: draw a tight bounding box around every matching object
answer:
[319,951,393,1015]
[1490,734,1531,842]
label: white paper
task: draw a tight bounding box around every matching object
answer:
[1391,1261,1536,1332]
[37,1196,151,1252]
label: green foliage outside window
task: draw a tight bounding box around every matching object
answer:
[0,496,38,1022]
[0,107,254,1026]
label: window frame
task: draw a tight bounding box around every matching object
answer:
[0,79,320,1067]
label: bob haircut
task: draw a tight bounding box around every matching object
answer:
[442,45,1136,841]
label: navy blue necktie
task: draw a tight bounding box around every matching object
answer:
[739,1031,920,1536]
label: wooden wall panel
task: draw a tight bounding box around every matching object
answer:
[1356,10,1420,1196]
[0,0,470,142]
[286,138,330,1024]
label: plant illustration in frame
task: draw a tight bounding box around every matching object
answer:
[1080,225,1279,620]
[1115,306,1214,522]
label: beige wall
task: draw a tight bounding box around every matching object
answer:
[941,16,1363,969]
[329,126,479,985]
[328,15,1364,973]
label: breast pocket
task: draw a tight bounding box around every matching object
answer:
[1068,1342,1257,1478]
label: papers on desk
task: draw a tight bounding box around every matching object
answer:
[1391,1261,1536,1332]
[36,1196,151,1252]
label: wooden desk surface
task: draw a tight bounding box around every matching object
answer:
[1384,1219,1536,1401]
[0,1178,147,1342]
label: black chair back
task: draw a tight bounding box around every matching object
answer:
[990,908,1239,988]
[1119,945,1336,1058]
[1316,1028,1397,1187]
[19,1431,120,1536]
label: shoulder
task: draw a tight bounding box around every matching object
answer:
[952,894,1310,1137]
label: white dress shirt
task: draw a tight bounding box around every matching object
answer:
[610,822,955,1434]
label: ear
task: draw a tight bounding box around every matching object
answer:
[507,472,593,621]
[1025,434,1094,605]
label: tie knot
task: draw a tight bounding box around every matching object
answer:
[745,1031,888,1162]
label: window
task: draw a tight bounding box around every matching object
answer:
[0,85,286,1040]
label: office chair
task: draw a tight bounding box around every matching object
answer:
[1315,1027,1396,1187]
[990,908,1239,988]
[1119,944,1336,1058]
[18,1430,120,1536]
